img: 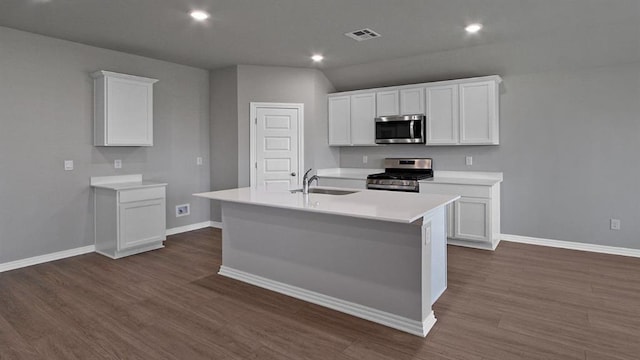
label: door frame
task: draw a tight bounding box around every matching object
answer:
[249,102,305,187]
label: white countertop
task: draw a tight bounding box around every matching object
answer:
[316,168,503,186]
[194,187,459,224]
[90,174,167,190]
[316,168,383,179]
[422,171,503,186]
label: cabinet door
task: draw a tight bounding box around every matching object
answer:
[106,77,154,146]
[425,85,459,145]
[119,199,166,250]
[400,87,424,115]
[328,96,351,145]
[453,197,491,243]
[350,93,376,145]
[376,90,399,116]
[459,80,498,145]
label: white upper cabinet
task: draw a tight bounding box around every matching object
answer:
[459,80,499,145]
[400,87,425,115]
[328,95,351,145]
[328,92,377,146]
[376,90,399,116]
[376,88,425,116]
[328,75,501,147]
[92,71,158,146]
[426,85,459,145]
[350,93,376,145]
[426,77,500,145]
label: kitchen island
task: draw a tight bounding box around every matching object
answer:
[194,187,458,337]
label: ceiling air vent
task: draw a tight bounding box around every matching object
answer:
[345,28,381,41]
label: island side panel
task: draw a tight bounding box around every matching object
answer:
[220,201,427,322]
[427,207,447,304]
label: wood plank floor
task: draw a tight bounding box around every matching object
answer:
[1,228,639,359]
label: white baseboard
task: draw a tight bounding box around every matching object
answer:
[218,265,436,337]
[165,220,222,236]
[502,234,640,258]
[0,245,96,273]
[1,220,223,273]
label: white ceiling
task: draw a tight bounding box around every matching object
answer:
[0,0,639,70]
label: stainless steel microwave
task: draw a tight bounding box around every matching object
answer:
[375,114,425,144]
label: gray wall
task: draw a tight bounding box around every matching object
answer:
[210,66,239,221]
[208,65,339,221]
[0,26,210,264]
[236,65,338,187]
[328,25,640,249]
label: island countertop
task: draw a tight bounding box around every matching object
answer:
[194,187,459,224]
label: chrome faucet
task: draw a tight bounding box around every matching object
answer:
[302,168,318,194]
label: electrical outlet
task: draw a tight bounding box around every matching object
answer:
[64,160,74,171]
[465,156,473,166]
[114,159,122,169]
[176,204,190,217]
[363,155,368,164]
[196,157,203,165]
[610,218,621,230]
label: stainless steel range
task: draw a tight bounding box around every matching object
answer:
[366,158,433,192]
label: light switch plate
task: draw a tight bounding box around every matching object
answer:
[465,156,473,166]
[114,159,122,169]
[196,157,203,165]
[64,160,74,171]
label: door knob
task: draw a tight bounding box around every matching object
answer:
[291,172,296,176]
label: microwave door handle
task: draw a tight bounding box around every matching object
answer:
[409,120,415,139]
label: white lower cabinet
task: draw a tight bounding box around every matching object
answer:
[92,176,167,259]
[316,174,501,250]
[421,182,500,250]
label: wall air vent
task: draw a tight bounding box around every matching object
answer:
[345,28,381,41]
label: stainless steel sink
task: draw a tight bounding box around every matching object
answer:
[290,188,358,195]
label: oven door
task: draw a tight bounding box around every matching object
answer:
[375,115,425,144]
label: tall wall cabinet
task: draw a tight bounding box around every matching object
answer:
[92,71,158,146]
[328,75,501,146]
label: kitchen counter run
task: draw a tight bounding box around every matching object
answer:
[316,168,503,186]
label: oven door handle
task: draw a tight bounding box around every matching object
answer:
[409,120,415,139]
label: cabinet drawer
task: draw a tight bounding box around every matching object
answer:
[420,183,491,198]
[119,186,165,203]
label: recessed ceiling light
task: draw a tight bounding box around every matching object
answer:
[311,54,324,62]
[465,23,483,34]
[190,10,210,21]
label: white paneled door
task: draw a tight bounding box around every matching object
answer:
[251,103,304,190]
